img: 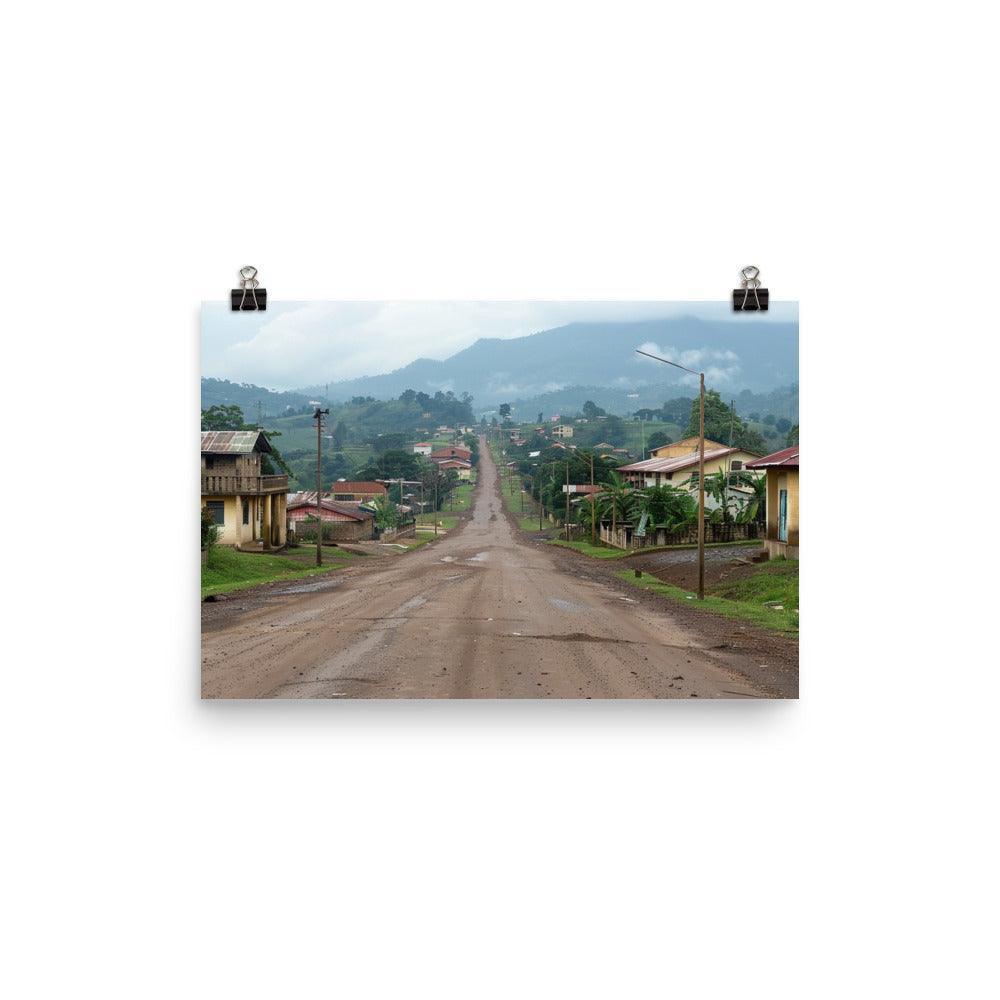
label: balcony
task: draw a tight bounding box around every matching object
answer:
[202,473,288,496]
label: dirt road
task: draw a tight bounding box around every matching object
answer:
[202,438,787,698]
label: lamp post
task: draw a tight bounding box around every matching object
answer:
[635,350,706,600]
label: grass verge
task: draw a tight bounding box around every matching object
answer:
[201,545,356,598]
[617,562,799,634]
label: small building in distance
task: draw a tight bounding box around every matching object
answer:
[552,424,574,439]
[430,445,472,463]
[201,430,288,548]
[286,493,376,542]
[327,480,389,502]
[412,442,433,456]
[747,446,799,559]
[435,458,472,480]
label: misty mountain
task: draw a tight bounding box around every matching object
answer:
[300,316,797,411]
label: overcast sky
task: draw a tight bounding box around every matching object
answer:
[202,300,798,391]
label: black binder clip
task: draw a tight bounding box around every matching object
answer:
[733,265,768,312]
[231,266,267,311]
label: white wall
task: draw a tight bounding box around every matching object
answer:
[4,4,996,1000]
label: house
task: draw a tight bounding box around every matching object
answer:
[747,446,799,559]
[327,480,388,502]
[286,493,376,542]
[648,436,729,459]
[412,442,433,456]
[201,430,288,548]
[593,442,614,452]
[435,458,472,480]
[552,424,574,439]
[430,445,472,462]
[615,446,763,512]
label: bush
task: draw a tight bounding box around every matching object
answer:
[201,507,219,552]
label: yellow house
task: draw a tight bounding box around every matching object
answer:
[747,446,799,559]
[617,441,762,491]
[552,424,574,438]
[648,435,728,459]
[201,430,288,548]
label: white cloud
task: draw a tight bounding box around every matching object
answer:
[203,300,794,390]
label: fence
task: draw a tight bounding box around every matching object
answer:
[379,521,416,542]
[599,520,761,551]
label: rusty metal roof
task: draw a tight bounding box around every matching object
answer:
[747,446,799,469]
[616,447,746,474]
[328,481,388,494]
[286,493,375,519]
[200,430,272,455]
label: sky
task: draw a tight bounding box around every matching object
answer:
[202,300,799,391]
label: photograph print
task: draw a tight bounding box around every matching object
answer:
[201,301,799,699]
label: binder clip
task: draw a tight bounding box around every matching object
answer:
[231,266,267,311]
[733,265,768,312]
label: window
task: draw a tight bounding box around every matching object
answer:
[731,460,743,471]
[205,457,215,470]
[334,493,354,501]
[242,500,250,525]
[206,500,225,525]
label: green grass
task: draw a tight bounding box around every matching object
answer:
[550,539,630,559]
[416,514,458,531]
[617,563,799,634]
[201,545,356,598]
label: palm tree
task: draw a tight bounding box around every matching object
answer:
[594,471,643,536]
[640,484,698,532]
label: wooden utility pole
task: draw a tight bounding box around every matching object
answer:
[634,348,706,601]
[697,374,706,600]
[590,451,596,544]
[314,406,329,566]
[565,460,570,541]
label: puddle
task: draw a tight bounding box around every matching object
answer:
[468,551,490,562]
[548,597,583,613]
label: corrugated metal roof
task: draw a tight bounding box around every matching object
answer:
[616,447,746,474]
[200,430,272,455]
[328,481,388,493]
[746,446,799,469]
[286,493,375,519]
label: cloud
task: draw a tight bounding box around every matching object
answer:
[203,301,792,390]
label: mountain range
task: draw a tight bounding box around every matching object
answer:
[300,316,797,412]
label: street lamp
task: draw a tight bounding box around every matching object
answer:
[635,349,706,600]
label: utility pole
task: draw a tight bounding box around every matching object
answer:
[698,375,706,600]
[314,406,329,566]
[434,477,438,536]
[590,451,596,545]
[565,460,570,541]
[636,349,706,601]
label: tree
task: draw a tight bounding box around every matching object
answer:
[537,411,543,424]
[582,400,606,420]
[201,404,246,430]
[646,431,672,452]
[499,403,512,422]
[594,471,642,536]
[683,391,766,453]
[602,414,627,446]
[639,485,697,531]
[786,424,799,447]
[775,417,792,434]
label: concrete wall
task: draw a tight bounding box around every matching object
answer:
[764,468,799,557]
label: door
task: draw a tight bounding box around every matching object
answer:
[778,489,788,542]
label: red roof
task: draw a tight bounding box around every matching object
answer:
[328,481,388,494]
[747,446,799,469]
[286,494,375,520]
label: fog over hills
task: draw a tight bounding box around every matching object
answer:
[299,316,797,412]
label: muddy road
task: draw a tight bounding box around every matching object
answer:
[202,438,793,698]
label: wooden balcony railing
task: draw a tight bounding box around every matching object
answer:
[202,473,288,495]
